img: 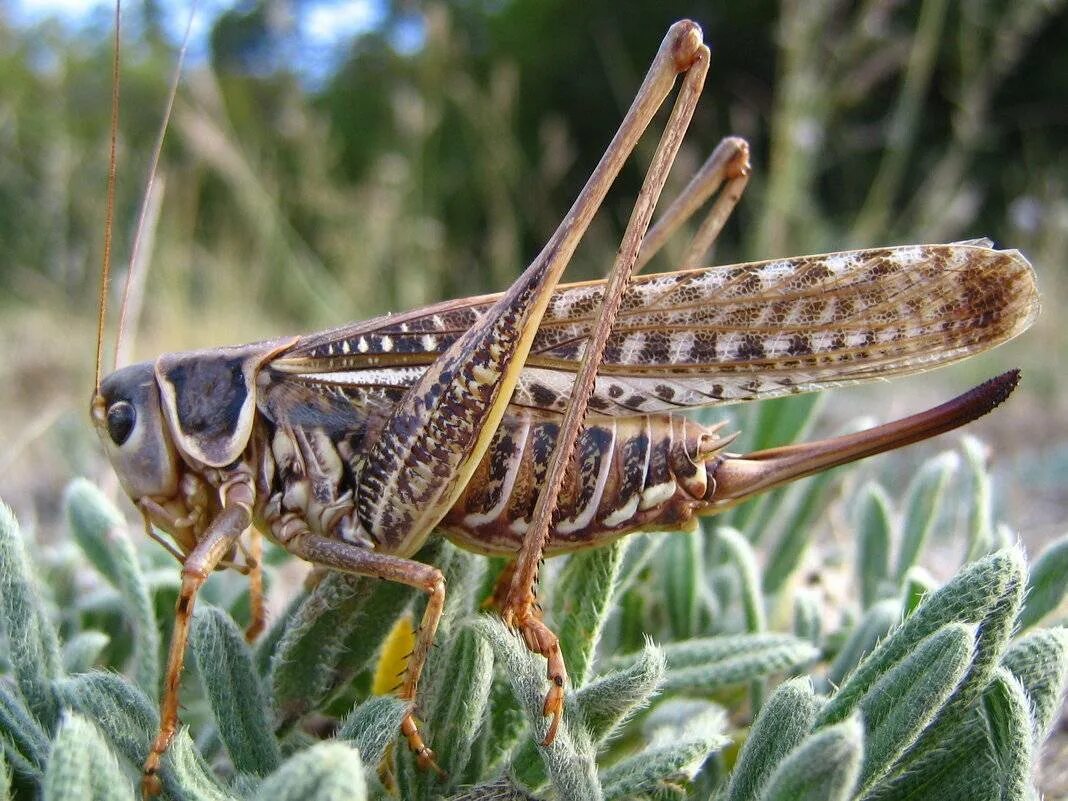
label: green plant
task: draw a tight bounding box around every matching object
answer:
[1,426,1066,800]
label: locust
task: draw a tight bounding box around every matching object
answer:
[88,12,1039,798]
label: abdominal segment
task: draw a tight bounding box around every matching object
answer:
[440,413,731,556]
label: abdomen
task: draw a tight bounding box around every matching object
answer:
[440,413,730,556]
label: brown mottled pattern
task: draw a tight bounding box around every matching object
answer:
[440,413,729,556]
[273,243,1037,418]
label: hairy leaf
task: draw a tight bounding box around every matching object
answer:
[191,606,280,776]
[553,539,624,686]
[401,622,493,799]
[726,677,820,801]
[599,706,726,800]
[613,634,817,693]
[818,547,1025,726]
[269,571,413,726]
[0,503,60,723]
[758,717,862,801]
[43,712,133,801]
[0,678,49,779]
[982,668,1033,801]
[256,742,366,801]
[337,694,408,770]
[856,482,893,609]
[896,452,956,579]
[1017,534,1068,630]
[855,622,975,790]
[1001,626,1068,742]
[471,617,601,801]
[65,480,160,698]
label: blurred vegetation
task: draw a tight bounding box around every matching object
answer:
[2,1,1067,541]
[3,0,1067,314]
[0,0,1067,797]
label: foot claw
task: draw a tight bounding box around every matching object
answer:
[141,728,176,799]
[141,753,163,799]
[401,711,447,778]
[541,682,564,745]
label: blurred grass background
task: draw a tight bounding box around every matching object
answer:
[0,0,1065,564]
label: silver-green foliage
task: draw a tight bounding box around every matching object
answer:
[0,435,1066,800]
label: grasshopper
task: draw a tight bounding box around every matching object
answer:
[89,13,1038,797]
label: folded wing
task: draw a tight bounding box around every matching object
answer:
[271,242,1038,418]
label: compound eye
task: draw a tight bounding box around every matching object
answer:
[106,401,136,446]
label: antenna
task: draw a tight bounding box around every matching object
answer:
[94,0,122,394]
[114,0,198,369]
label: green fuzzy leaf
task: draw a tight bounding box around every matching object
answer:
[961,437,993,563]
[417,542,485,709]
[62,631,111,675]
[401,622,493,799]
[190,606,281,776]
[445,777,540,800]
[731,393,822,536]
[0,751,9,801]
[256,742,366,801]
[714,528,766,633]
[865,707,996,801]
[982,668,1033,801]
[553,539,624,686]
[758,717,862,801]
[792,589,821,645]
[64,480,160,698]
[896,452,956,580]
[613,634,817,694]
[512,641,666,791]
[0,678,50,778]
[662,532,703,639]
[254,586,305,677]
[855,622,976,790]
[760,469,837,594]
[855,482,893,609]
[54,673,233,800]
[826,599,900,688]
[599,706,726,801]
[0,502,61,723]
[615,534,664,597]
[1017,534,1068,630]
[470,617,601,801]
[1001,627,1068,742]
[269,570,414,727]
[577,640,665,744]
[337,695,408,770]
[160,734,240,801]
[43,712,134,801]
[425,542,484,647]
[818,547,1025,728]
[899,567,936,618]
[870,668,1039,801]
[480,673,526,778]
[53,672,156,767]
[725,677,820,801]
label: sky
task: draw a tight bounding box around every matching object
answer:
[6,0,398,80]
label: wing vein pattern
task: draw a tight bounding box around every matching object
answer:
[270,243,1038,420]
